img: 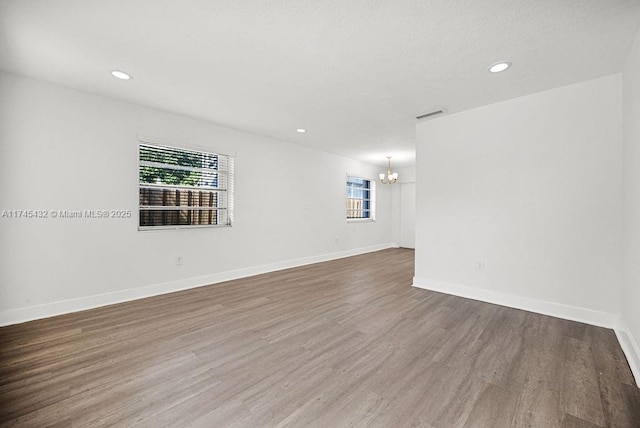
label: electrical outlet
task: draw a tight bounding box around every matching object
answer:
[176,256,183,266]
[476,261,485,271]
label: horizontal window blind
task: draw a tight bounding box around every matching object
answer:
[346,176,373,219]
[139,142,234,229]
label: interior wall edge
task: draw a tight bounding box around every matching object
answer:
[615,316,640,388]
[0,243,397,328]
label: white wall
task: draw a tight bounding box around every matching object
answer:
[414,75,623,324]
[622,28,640,379]
[0,71,393,324]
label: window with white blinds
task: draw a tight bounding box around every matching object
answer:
[346,176,374,220]
[138,142,234,230]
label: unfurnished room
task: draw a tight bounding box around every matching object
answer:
[1,1,640,427]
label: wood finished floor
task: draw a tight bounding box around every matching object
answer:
[1,248,638,427]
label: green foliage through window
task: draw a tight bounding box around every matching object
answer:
[139,144,218,187]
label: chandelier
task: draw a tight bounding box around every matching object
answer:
[379,156,398,184]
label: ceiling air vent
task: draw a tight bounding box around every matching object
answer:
[416,109,445,120]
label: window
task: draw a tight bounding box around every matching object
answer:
[346,176,374,220]
[138,142,234,229]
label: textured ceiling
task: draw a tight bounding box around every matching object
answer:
[1,0,640,167]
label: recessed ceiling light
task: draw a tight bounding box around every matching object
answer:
[111,69,132,80]
[489,61,511,73]
[296,128,307,133]
[489,62,511,73]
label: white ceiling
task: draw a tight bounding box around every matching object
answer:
[1,1,640,168]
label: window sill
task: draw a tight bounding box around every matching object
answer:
[346,218,375,223]
[138,224,232,231]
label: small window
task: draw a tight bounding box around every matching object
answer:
[138,142,234,229]
[346,176,374,220]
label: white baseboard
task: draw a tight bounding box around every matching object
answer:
[413,276,640,388]
[412,276,616,328]
[0,243,395,327]
[614,317,640,388]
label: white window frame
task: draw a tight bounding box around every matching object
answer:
[138,140,234,230]
[346,175,376,222]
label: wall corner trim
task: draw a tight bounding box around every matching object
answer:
[0,243,396,327]
[614,317,640,388]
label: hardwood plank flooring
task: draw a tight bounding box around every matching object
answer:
[0,248,638,427]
